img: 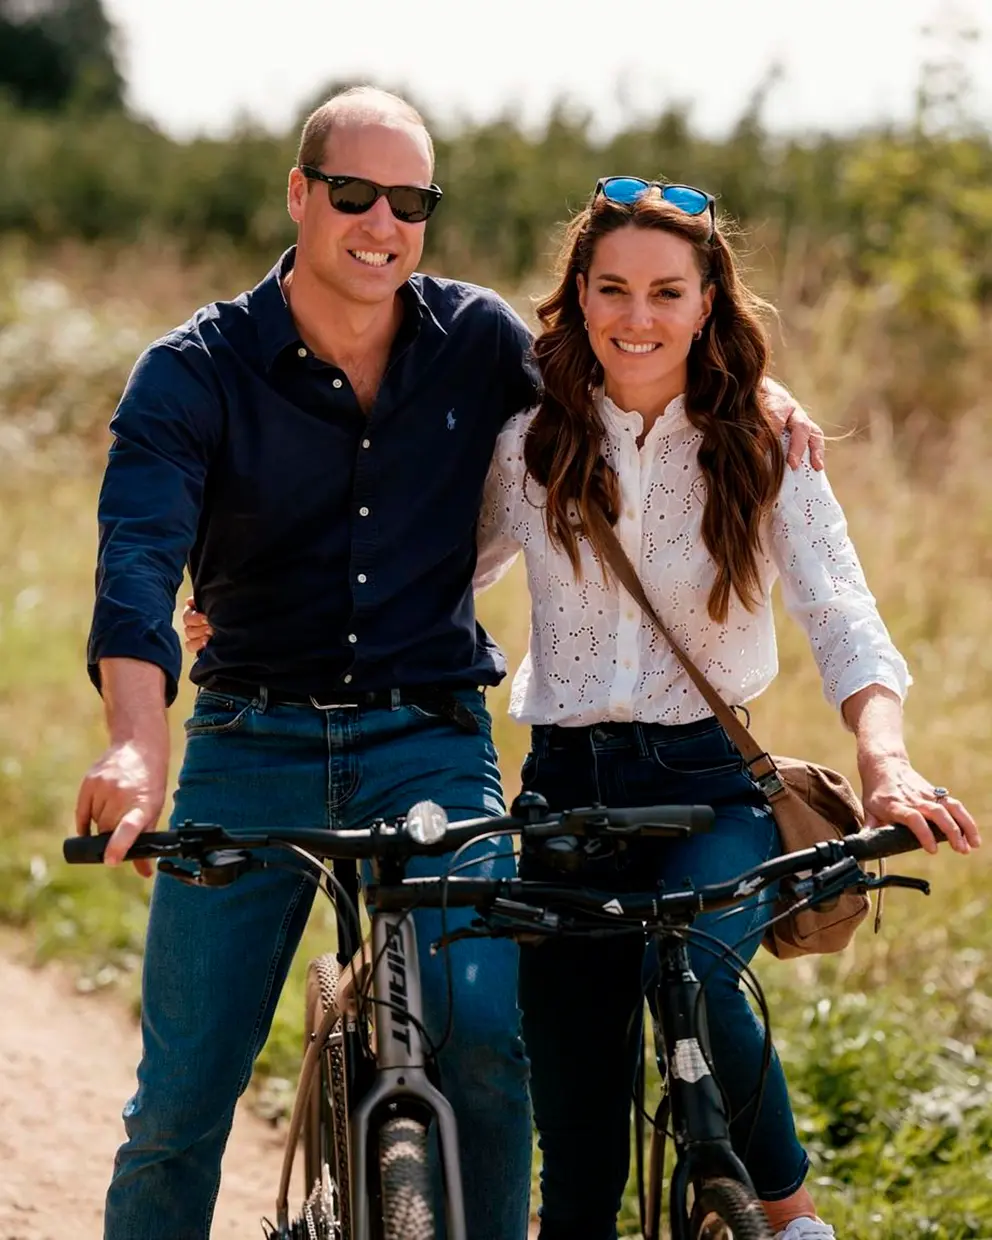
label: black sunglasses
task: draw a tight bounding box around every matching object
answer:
[594,176,716,241]
[299,166,443,224]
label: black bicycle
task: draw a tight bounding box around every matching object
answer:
[64,796,936,1240]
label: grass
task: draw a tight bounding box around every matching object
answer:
[2,252,992,1235]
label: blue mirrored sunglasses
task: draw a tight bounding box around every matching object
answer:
[594,176,716,240]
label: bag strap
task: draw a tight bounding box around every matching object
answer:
[585,505,784,794]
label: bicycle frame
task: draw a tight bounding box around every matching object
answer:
[275,866,467,1240]
[649,936,756,1240]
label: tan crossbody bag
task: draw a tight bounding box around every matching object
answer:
[588,507,870,959]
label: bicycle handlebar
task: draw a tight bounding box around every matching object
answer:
[63,811,940,928]
[62,801,717,867]
[369,823,942,919]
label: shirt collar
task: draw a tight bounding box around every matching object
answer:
[594,386,687,441]
[249,246,446,373]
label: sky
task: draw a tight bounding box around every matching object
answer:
[101,0,991,141]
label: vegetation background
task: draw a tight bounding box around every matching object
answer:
[1,2,991,1234]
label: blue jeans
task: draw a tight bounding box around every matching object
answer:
[105,687,531,1240]
[517,719,809,1240]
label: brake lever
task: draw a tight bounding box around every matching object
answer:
[861,872,930,896]
[159,849,259,889]
[430,900,562,954]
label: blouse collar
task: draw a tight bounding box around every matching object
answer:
[594,386,688,442]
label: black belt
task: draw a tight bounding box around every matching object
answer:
[203,676,482,734]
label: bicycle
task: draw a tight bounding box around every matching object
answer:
[64,796,937,1240]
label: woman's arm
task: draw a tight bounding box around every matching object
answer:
[841,684,979,854]
[770,461,978,855]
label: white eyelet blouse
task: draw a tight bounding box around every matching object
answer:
[476,389,911,727]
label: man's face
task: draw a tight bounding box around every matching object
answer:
[288,120,434,306]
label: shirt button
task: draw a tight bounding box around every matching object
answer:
[297,346,307,358]
[343,673,353,684]
[359,506,370,517]
[332,378,343,389]
[626,509,636,520]
[361,438,371,449]
[626,611,636,621]
[357,573,367,584]
[348,633,358,644]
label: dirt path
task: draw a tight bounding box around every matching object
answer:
[0,945,294,1240]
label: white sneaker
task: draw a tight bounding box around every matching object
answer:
[773,1220,836,1240]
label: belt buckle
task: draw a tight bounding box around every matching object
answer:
[309,696,358,710]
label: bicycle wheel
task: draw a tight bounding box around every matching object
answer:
[690,1177,773,1239]
[377,1115,435,1240]
[301,953,352,1239]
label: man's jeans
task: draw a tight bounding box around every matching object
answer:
[105,687,531,1240]
[517,719,810,1240]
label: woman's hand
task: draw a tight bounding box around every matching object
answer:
[859,753,980,855]
[182,596,214,653]
[763,377,825,471]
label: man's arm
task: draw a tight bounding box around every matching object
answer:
[78,339,221,870]
[75,659,170,875]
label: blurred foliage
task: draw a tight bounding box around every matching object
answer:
[0,0,123,112]
[0,23,989,422]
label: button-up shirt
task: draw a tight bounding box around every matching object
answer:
[88,248,539,704]
[476,390,910,726]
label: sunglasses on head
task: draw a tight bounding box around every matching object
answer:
[299,165,443,224]
[594,176,716,240]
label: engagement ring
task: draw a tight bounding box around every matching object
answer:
[932,786,950,801]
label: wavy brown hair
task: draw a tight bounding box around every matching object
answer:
[525,191,785,623]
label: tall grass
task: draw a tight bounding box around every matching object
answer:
[2,250,992,1235]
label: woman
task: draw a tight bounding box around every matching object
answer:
[469,177,978,1240]
[185,179,978,1238]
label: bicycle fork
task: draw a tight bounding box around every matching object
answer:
[349,910,467,1240]
[653,940,757,1240]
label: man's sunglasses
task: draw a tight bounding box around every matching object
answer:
[299,166,443,224]
[594,176,716,240]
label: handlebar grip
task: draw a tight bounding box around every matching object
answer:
[589,806,716,832]
[620,803,714,833]
[845,824,940,862]
[63,834,112,864]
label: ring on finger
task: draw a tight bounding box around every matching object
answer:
[931,786,950,801]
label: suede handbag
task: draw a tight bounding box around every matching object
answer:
[590,510,870,958]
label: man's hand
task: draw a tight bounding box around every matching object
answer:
[75,738,168,877]
[75,658,170,878]
[763,377,825,471]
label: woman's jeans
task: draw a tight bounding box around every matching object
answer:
[104,687,531,1240]
[518,718,810,1240]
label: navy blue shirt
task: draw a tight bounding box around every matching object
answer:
[88,248,540,705]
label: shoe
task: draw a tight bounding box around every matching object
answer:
[773,1220,836,1240]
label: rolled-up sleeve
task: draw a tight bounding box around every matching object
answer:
[87,339,221,705]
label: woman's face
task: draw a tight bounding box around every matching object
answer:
[577,224,714,408]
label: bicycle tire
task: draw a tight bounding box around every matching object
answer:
[690,1177,773,1239]
[377,1115,435,1240]
[302,954,352,1240]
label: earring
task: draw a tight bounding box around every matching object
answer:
[693,327,703,341]
[584,319,589,331]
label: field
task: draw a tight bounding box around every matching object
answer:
[2,240,992,1237]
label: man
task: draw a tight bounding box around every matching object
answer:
[77,86,821,1239]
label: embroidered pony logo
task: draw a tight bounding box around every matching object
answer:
[446,409,457,430]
